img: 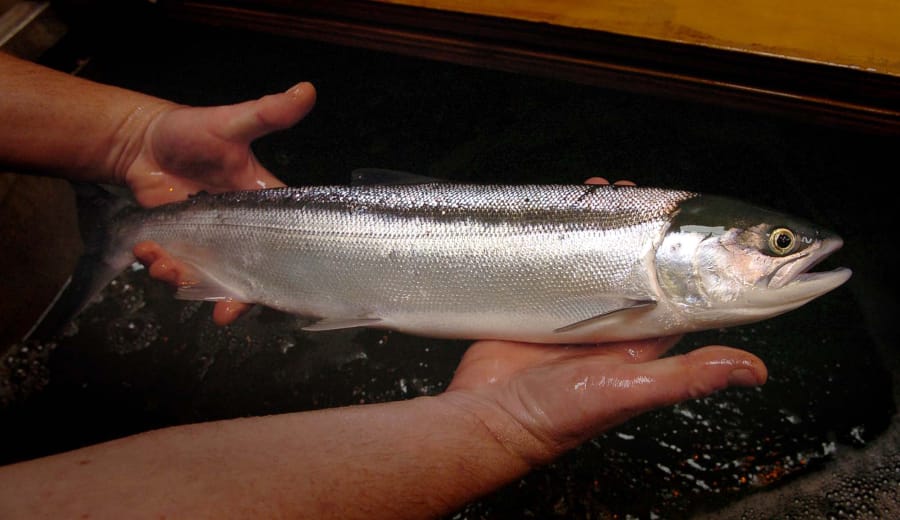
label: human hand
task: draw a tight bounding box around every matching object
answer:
[441,337,765,466]
[129,82,316,323]
[122,82,316,207]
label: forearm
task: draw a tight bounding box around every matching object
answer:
[0,52,173,184]
[0,395,531,519]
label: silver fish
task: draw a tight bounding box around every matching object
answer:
[40,177,851,344]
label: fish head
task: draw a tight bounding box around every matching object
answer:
[654,194,851,328]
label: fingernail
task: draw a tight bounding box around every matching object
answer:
[287,82,306,97]
[728,368,761,387]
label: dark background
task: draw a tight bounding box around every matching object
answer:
[1,3,898,518]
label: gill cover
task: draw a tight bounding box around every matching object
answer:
[654,194,848,317]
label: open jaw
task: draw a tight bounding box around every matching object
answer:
[745,237,852,308]
[767,236,845,289]
[747,237,852,308]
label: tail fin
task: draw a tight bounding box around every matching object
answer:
[23,183,138,341]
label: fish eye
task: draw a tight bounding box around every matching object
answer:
[768,228,796,255]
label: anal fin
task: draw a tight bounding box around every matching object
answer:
[302,317,384,332]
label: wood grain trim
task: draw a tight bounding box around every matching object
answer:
[162,0,900,134]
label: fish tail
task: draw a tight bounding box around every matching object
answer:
[23,183,138,341]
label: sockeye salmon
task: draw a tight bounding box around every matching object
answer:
[34,174,851,344]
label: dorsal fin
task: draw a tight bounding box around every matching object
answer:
[351,168,444,186]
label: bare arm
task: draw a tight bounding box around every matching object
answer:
[0,51,170,184]
[0,398,512,519]
[0,338,765,519]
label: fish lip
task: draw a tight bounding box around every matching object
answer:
[746,236,851,307]
[767,236,844,290]
[746,266,852,309]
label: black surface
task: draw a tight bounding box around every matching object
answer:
[2,6,898,519]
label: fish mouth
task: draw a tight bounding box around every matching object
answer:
[768,236,843,289]
[750,237,851,306]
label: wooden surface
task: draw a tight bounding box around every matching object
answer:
[384,0,900,76]
[150,2,900,132]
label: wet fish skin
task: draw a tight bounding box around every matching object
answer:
[50,182,851,344]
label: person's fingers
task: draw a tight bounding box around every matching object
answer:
[448,335,683,391]
[213,301,253,325]
[445,344,765,464]
[134,241,253,325]
[584,177,635,186]
[135,241,181,285]
[221,82,317,143]
[135,242,200,287]
[512,346,765,457]
[586,335,683,364]
[570,345,767,429]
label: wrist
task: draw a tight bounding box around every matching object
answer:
[435,389,560,472]
[103,99,175,187]
[0,53,176,185]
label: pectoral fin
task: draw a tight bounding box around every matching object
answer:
[553,300,657,334]
[302,317,384,331]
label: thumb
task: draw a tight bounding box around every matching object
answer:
[221,81,317,142]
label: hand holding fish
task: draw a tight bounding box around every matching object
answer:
[131,173,769,473]
[2,52,316,326]
[134,240,252,325]
[121,81,315,207]
[0,52,839,519]
[0,52,313,205]
[436,177,766,462]
[444,337,765,466]
[123,79,316,322]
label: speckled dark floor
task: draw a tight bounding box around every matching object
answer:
[1,7,898,519]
